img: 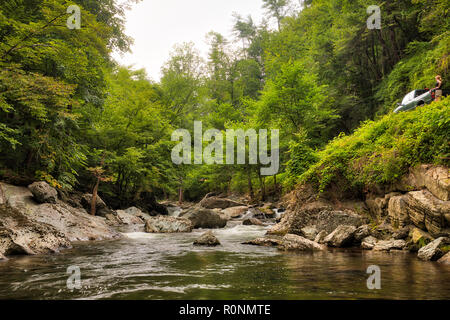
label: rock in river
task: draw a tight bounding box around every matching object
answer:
[145,216,193,233]
[181,207,227,229]
[324,225,357,247]
[243,218,263,226]
[193,231,221,247]
[200,196,245,209]
[279,234,324,251]
[373,239,407,252]
[417,237,449,261]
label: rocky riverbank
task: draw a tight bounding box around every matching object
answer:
[245,165,450,264]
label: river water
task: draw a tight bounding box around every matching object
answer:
[0,221,449,300]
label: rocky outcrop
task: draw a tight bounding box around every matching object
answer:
[279,234,324,251]
[314,230,328,244]
[181,207,227,229]
[354,225,371,242]
[193,231,221,246]
[417,237,449,261]
[0,183,121,247]
[388,190,449,237]
[324,225,357,247]
[0,205,71,257]
[144,216,193,233]
[410,165,450,201]
[200,196,245,209]
[373,239,407,252]
[300,226,318,241]
[28,182,58,204]
[116,210,145,225]
[409,227,433,245]
[243,218,263,226]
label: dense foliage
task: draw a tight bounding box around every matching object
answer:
[0,0,448,206]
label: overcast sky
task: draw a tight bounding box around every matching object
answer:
[112,0,267,81]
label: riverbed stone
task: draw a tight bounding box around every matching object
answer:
[181,207,227,229]
[324,225,357,247]
[193,231,221,246]
[242,237,283,247]
[145,216,193,233]
[417,237,449,261]
[438,252,450,265]
[373,239,407,251]
[279,234,324,251]
[28,182,58,204]
[354,225,371,242]
[361,236,378,250]
[243,218,263,226]
[200,196,245,209]
[116,210,145,225]
[300,226,318,241]
[222,206,248,219]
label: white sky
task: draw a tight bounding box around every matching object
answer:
[112,0,267,81]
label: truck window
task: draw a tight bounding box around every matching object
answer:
[402,91,415,105]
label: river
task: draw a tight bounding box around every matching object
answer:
[0,221,449,300]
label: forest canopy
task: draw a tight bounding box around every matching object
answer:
[0,0,448,207]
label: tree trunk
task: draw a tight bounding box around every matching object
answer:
[258,170,266,202]
[247,168,254,200]
[91,177,100,216]
[178,178,184,204]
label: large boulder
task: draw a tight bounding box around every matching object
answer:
[324,225,357,247]
[354,225,371,242]
[144,216,193,233]
[28,182,58,204]
[279,234,324,251]
[193,231,221,246]
[0,205,71,258]
[417,237,449,261]
[314,230,328,244]
[221,206,248,219]
[181,207,227,229]
[410,227,433,245]
[405,191,449,236]
[200,196,245,209]
[388,195,411,228]
[373,239,407,252]
[116,210,145,225]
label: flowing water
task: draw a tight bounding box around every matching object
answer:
[0,220,449,300]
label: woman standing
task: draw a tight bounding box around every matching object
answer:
[435,75,443,101]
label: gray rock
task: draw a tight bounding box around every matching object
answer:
[438,252,450,265]
[0,205,72,258]
[200,196,245,209]
[314,230,328,244]
[373,239,407,251]
[418,237,448,261]
[315,211,364,234]
[242,237,283,247]
[80,193,111,217]
[392,227,410,240]
[222,206,248,219]
[116,210,145,225]
[354,225,371,242]
[181,207,227,229]
[193,231,221,246]
[361,236,378,250]
[279,234,324,251]
[243,218,263,226]
[145,216,193,233]
[324,225,357,247]
[301,226,318,241]
[28,182,58,204]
